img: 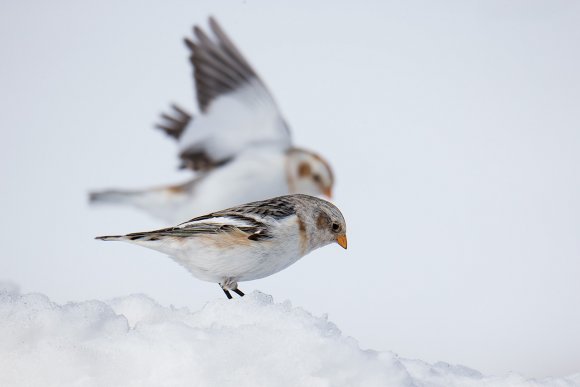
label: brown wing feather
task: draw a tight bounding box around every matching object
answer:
[115,217,270,242]
[155,104,192,140]
[184,17,260,113]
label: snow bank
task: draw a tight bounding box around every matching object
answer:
[0,283,578,387]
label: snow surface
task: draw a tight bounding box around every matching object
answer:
[0,283,578,387]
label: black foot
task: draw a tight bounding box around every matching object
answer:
[222,288,232,299]
[233,288,245,297]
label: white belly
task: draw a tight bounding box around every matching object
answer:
[174,238,302,283]
[138,215,305,284]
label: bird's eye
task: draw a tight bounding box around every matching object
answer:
[313,174,322,183]
[331,223,340,232]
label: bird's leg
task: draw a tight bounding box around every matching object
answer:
[222,288,233,299]
[219,284,233,299]
[220,278,244,299]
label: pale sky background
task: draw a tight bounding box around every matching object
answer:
[1,0,579,379]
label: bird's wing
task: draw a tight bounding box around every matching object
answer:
[155,104,192,140]
[95,196,300,243]
[211,195,297,220]
[177,17,292,171]
[123,213,272,242]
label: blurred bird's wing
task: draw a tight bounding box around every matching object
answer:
[155,104,192,140]
[176,17,292,171]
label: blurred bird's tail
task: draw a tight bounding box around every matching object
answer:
[89,179,197,207]
[88,179,199,224]
[89,189,147,206]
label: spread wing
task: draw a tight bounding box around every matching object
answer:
[175,17,292,171]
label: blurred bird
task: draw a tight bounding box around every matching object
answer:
[96,194,347,298]
[90,18,335,224]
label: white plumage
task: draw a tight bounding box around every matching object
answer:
[178,80,291,163]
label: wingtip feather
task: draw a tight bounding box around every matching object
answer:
[208,16,219,31]
[183,37,195,50]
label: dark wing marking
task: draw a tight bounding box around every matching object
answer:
[183,195,297,224]
[178,149,233,171]
[155,104,192,140]
[179,212,266,230]
[184,17,260,113]
[228,196,297,220]
[125,218,271,241]
[247,232,271,241]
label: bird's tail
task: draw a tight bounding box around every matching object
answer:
[96,232,164,243]
[89,189,145,206]
[95,235,126,241]
[89,179,197,207]
[89,180,199,224]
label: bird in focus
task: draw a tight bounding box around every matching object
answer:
[90,17,335,224]
[96,194,347,299]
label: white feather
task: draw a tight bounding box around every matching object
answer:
[176,215,256,229]
[178,80,291,163]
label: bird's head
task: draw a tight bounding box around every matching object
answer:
[312,198,347,250]
[296,195,347,251]
[286,149,334,199]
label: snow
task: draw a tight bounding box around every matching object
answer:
[0,283,578,387]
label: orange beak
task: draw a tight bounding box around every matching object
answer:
[323,186,332,199]
[336,234,348,250]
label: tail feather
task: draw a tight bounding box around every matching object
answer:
[95,235,125,241]
[95,233,163,242]
[89,189,144,205]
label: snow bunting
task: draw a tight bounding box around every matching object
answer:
[96,194,347,299]
[90,18,334,224]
